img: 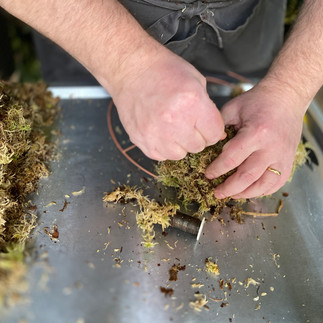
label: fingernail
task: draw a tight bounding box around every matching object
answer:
[220,132,227,140]
[214,191,226,199]
[205,171,213,179]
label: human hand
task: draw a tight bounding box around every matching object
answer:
[205,82,307,199]
[112,50,225,161]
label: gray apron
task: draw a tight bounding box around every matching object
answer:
[119,0,287,76]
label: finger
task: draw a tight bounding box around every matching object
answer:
[262,164,293,196]
[176,128,206,154]
[155,141,187,161]
[220,132,227,140]
[128,135,165,161]
[195,98,225,146]
[139,145,167,161]
[212,152,269,199]
[205,129,256,179]
[221,97,241,126]
[231,165,284,199]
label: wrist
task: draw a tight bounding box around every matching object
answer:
[258,74,311,117]
[94,34,166,98]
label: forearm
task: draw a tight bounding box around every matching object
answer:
[262,0,323,113]
[0,0,163,96]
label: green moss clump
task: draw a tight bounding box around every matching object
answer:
[156,126,309,219]
[156,127,239,217]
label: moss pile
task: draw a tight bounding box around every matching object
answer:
[0,81,58,306]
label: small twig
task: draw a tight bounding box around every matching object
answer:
[208,296,224,302]
[276,199,284,213]
[197,185,209,209]
[242,211,279,217]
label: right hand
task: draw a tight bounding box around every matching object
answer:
[112,50,225,161]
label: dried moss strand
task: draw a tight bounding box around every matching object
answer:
[242,211,279,217]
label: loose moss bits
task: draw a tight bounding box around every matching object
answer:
[103,186,179,247]
[189,292,209,312]
[205,257,220,276]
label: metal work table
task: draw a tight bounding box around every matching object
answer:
[2,86,323,323]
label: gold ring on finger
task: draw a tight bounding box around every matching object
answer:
[266,167,281,176]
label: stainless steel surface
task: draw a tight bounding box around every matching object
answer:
[1,90,323,323]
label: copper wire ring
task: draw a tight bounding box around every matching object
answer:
[107,71,254,177]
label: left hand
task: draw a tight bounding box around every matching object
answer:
[205,81,307,199]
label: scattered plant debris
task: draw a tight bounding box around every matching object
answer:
[160,286,174,297]
[205,257,220,276]
[169,263,186,282]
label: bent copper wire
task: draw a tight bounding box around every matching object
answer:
[107,100,157,178]
[226,71,254,85]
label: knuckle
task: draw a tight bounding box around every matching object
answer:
[160,85,205,124]
[176,86,203,108]
[239,170,257,184]
[254,123,270,139]
[223,156,237,170]
[160,110,175,124]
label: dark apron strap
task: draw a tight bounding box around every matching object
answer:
[143,0,241,48]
